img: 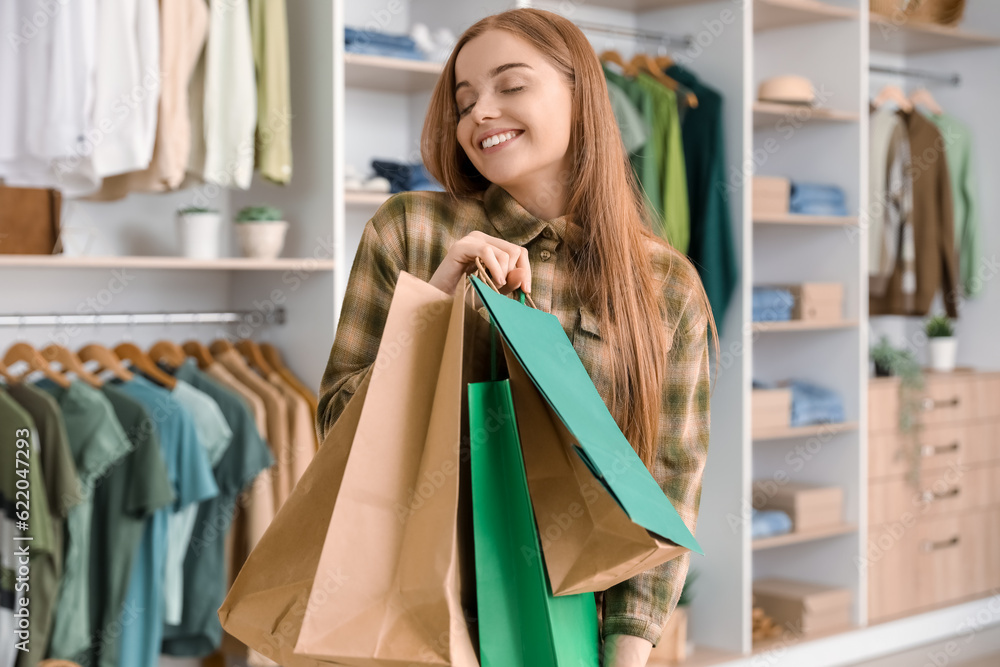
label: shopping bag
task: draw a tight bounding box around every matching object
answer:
[468,275,703,596]
[469,376,599,667]
[293,273,480,666]
[219,272,474,667]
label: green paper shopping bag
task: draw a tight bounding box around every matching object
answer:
[469,375,599,667]
[468,275,703,596]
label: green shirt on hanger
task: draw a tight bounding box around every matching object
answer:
[6,383,80,667]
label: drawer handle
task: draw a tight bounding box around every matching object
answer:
[920,441,961,457]
[921,396,961,412]
[920,535,960,552]
[920,487,960,503]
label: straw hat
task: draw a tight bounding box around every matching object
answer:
[39,661,83,667]
[758,75,815,106]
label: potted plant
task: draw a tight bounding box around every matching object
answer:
[870,335,921,381]
[234,205,288,260]
[176,206,222,260]
[924,314,957,372]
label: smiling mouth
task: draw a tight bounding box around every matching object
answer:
[480,130,523,152]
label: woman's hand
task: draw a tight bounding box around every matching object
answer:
[602,634,653,667]
[428,230,531,296]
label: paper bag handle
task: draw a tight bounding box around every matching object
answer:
[473,256,537,310]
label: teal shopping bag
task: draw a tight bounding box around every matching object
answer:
[469,376,599,667]
[468,275,703,595]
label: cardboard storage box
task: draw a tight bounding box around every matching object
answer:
[752,388,792,436]
[760,282,844,322]
[752,176,791,218]
[753,578,852,636]
[752,481,843,531]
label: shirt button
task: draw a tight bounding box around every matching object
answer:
[543,228,556,240]
[540,250,552,261]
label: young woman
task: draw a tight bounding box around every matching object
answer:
[318,8,718,667]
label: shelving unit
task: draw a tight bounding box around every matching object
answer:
[343,52,442,92]
[754,0,858,33]
[752,522,858,550]
[752,101,859,127]
[344,190,392,207]
[750,319,859,333]
[752,421,860,442]
[869,14,1000,54]
[753,213,858,226]
[0,255,335,271]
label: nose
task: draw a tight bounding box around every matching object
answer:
[470,94,500,125]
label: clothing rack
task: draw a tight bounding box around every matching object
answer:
[574,19,692,48]
[869,64,961,86]
[0,308,287,327]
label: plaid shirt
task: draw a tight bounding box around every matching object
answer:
[317,183,710,647]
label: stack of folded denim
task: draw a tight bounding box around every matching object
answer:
[371,160,445,194]
[789,182,848,216]
[345,27,425,60]
[752,287,794,322]
[789,380,845,427]
[752,508,793,539]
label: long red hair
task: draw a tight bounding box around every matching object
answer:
[422,8,718,469]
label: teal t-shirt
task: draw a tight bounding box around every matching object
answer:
[161,359,274,657]
[34,379,132,660]
[111,375,216,667]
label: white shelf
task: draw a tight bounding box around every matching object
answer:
[0,255,335,271]
[753,421,860,442]
[344,190,392,207]
[754,213,858,226]
[581,0,714,10]
[752,522,858,550]
[343,53,443,92]
[753,101,859,128]
[870,15,1000,54]
[751,319,859,333]
[754,0,858,32]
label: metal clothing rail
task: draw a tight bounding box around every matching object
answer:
[870,64,961,86]
[0,308,287,327]
[574,19,693,48]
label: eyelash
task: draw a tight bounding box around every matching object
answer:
[458,87,526,117]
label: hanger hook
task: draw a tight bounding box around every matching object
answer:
[17,314,26,342]
[125,314,136,342]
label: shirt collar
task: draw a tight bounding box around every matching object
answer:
[482,182,584,248]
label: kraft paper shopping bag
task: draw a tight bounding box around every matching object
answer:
[469,378,599,667]
[468,275,702,596]
[293,274,479,667]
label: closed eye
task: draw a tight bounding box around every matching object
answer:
[457,87,526,117]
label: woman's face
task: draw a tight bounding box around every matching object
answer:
[454,30,573,197]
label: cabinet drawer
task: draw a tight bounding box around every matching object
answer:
[869,378,901,434]
[867,520,919,622]
[868,424,963,479]
[919,375,974,426]
[974,374,1000,420]
[964,420,1000,465]
[869,471,962,525]
[915,515,965,608]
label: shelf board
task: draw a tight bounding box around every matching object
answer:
[752,522,858,551]
[343,53,442,92]
[753,101,859,128]
[0,255,335,271]
[870,15,1000,54]
[751,319,859,333]
[753,421,860,442]
[648,645,744,667]
[579,0,713,10]
[754,0,858,32]
[344,190,392,207]
[754,213,858,226]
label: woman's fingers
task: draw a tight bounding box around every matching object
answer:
[480,245,508,288]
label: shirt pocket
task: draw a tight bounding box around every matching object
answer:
[573,306,613,402]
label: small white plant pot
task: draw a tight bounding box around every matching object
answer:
[235,221,288,260]
[176,212,222,260]
[928,337,958,372]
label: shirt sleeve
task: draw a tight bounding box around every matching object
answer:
[601,289,711,646]
[316,200,407,441]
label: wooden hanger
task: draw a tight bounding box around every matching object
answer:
[181,340,215,370]
[41,344,103,388]
[655,54,674,71]
[114,342,177,389]
[910,87,943,115]
[3,342,72,388]
[873,85,913,112]
[628,53,698,108]
[261,343,316,399]
[0,358,13,383]
[149,340,188,370]
[209,339,236,357]
[599,49,632,75]
[78,343,135,381]
[236,339,275,376]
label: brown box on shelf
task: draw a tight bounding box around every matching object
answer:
[752,176,791,218]
[752,578,852,637]
[752,481,843,531]
[762,282,844,322]
[752,388,792,436]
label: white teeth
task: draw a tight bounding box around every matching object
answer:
[481,131,517,149]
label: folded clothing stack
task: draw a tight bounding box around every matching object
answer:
[371,160,445,194]
[752,508,793,539]
[752,287,794,322]
[789,380,845,427]
[345,27,424,60]
[789,182,848,216]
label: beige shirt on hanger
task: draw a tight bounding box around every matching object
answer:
[267,372,314,494]
[214,348,291,509]
[205,362,267,438]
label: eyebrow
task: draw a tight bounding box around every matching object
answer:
[455,62,532,92]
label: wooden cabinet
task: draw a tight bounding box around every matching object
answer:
[868,371,1000,623]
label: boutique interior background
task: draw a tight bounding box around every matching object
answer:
[3,1,1000,667]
